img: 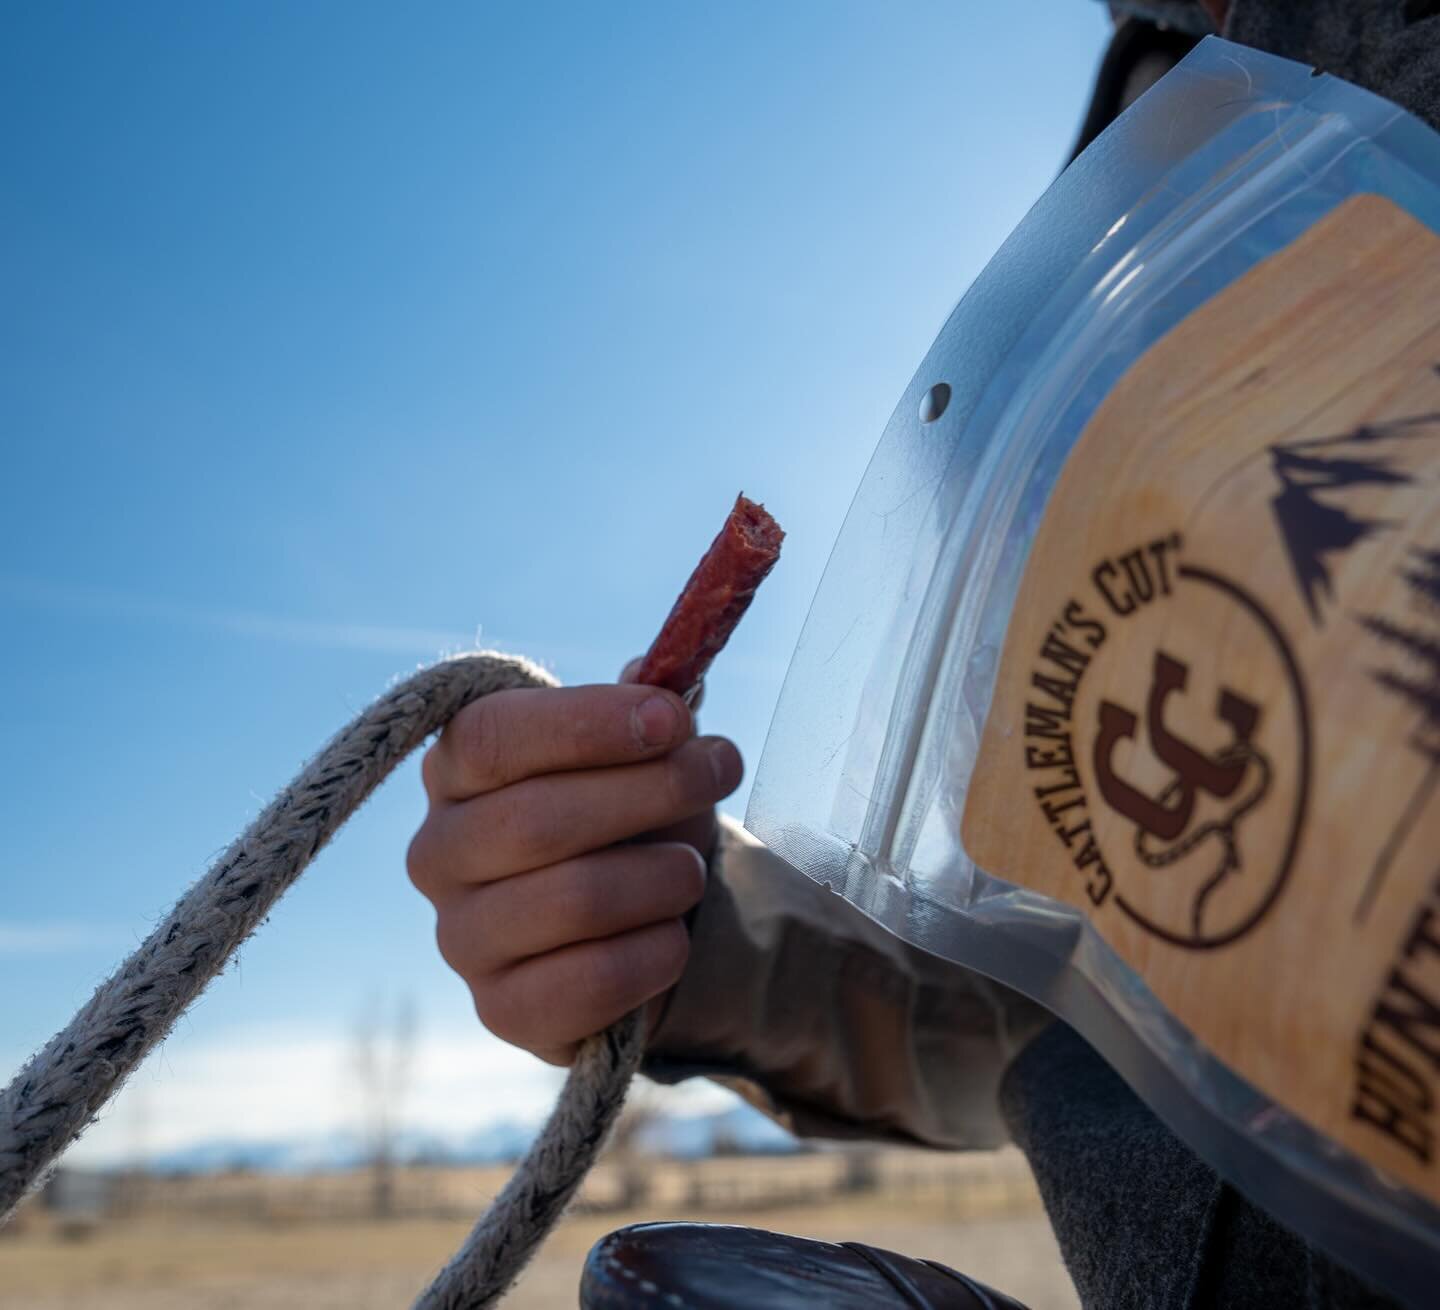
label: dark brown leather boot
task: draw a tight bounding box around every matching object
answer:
[580,1222,1033,1309]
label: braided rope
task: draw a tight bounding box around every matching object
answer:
[0,652,646,1308]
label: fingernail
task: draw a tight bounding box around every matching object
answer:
[634,693,681,748]
[704,737,743,794]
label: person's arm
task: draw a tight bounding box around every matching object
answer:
[644,817,1052,1149]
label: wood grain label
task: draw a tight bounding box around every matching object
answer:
[962,194,1440,1204]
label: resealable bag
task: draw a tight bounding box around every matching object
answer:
[748,38,1440,1306]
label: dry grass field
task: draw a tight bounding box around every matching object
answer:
[0,1152,1080,1308]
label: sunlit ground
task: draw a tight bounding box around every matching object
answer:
[0,1151,1079,1308]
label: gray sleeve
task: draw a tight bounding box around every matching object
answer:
[642,817,1052,1150]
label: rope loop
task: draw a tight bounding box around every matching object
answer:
[0,652,645,1308]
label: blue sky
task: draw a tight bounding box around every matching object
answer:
[1,2,1108,1161]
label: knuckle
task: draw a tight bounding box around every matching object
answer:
[552,863,609,936]
[659,754,692,810]
[632,846,703,915]
[434,907,479,976]
[565,685,655,760]
[420,743,442,798]
[454,694,511,789]
[406,823,437,897]
[583,923,688,1008]
[493,780,558,866]
[562,696,606,753]
[434,915,461,972]
[578,941,632,1007]
[472,981,525,1046]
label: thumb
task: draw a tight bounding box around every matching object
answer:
[619,656,706,712]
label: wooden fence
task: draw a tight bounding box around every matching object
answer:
[72,1146,1042,1226]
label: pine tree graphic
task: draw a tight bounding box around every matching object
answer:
[1269,412,1440,624]
[1354,546,1440,921]
[1264,397,1440,920]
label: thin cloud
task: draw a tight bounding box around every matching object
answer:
[0,920,123,956]
[0,573,644,669]
[0,575,479,657]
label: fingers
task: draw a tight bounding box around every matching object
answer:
[424,684,693,802]
[411,735,743,889]
[474,920,692,1065]
[410,677,734,1068]
[435,843,706,975]
[633,808,719,862]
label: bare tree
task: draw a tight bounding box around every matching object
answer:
[605,1078,663,1210]
[352,994,418,1219]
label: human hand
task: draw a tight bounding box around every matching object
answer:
[407,683,743,1064]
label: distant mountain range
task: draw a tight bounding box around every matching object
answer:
[134,1102,797,1176]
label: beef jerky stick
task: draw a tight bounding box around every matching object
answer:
[634,494,784,700]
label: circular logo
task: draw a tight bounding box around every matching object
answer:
[1077,564,1311,949]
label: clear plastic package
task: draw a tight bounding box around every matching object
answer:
[748,38,1440,1305]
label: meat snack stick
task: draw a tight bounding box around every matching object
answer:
[634,493,784,700]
